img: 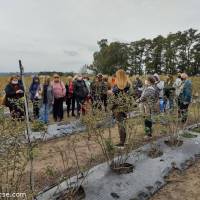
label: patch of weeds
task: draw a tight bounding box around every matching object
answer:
[31,120,46,132]
[182,131,197,138]
[192,127,200,133]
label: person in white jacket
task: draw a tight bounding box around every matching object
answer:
[173,73,183,97]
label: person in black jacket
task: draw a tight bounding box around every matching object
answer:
[73,74,89,117]
[4,75,25,119]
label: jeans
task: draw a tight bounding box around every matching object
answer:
[39,104,52,124]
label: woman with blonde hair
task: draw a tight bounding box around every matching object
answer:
[111,69,132,148]
[39,76,54,124]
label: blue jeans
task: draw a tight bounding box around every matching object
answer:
[39,104,52,124]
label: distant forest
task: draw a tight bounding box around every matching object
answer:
[89,28,200,76]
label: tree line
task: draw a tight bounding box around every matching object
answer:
[88,28,200,76]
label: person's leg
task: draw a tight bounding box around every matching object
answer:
[39,104,44,122]
[57,98,64,121]
[66,97,71,117]
[144,117,152,137]
[44,104,48,124]
[76,97,81,117]
[53,98,58,121]
[180,103,189,123]
[72,95,76,116]
[116,113,126,146]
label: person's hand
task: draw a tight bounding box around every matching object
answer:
[107,90,113,95]
[16,90,23,94]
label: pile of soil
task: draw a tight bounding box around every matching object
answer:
[151,160,200,200]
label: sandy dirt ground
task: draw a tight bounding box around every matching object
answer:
[151,160,200,200]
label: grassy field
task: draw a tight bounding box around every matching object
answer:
[0,74,199,196]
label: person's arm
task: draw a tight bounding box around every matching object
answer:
[5,85,16,97]
[183,81,192,104]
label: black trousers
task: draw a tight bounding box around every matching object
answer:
[53,97,64,121]
[76,97,85,115]
[66,95,75,115]
[178,103,189,123]
[144,118,152,136]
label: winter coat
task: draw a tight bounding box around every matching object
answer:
[42,84,54,106]
[155,81,165,98]
[73,80,89,99]
[5,83,24,107]
[179,80,192,104]
[173,78,183,97]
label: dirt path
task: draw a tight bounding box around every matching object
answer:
[151,160,200,200]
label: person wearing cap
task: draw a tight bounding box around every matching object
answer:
[136,75,159,139]
[73,74,89,117]
[178,73,192,123]
[51,74,66,122]
[90,73,108,111]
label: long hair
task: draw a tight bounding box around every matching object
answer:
[43,76,51,85]
[115,69,128,90]
[8,75,18,84]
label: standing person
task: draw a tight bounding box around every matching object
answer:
[90,76,98,106]
[154,73,165,112]
[133,75,143,98]
[29,76,41,119]
[4,75,25,119]
[136,76,159,139]
[52,74,66,122]
[178,73,192,123]
[163,75,175,111]
[173,73,183,98]
[65,76,76,117]
[111,69,132,148]
[96,73,108,111]
[73,74,89,117]
[39,76,54,124]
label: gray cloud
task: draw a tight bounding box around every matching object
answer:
[0,0,199,72]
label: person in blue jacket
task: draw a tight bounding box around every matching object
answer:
[178,73,192,123]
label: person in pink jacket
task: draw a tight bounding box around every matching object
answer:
[51,74,66,122]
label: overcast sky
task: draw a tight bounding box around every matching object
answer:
[0,0,199,72]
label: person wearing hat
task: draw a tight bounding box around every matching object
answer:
[90,73,108,111]
[178,73,192,123]
[73,74,89,117]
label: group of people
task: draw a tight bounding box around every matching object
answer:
[3,70,192,148]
